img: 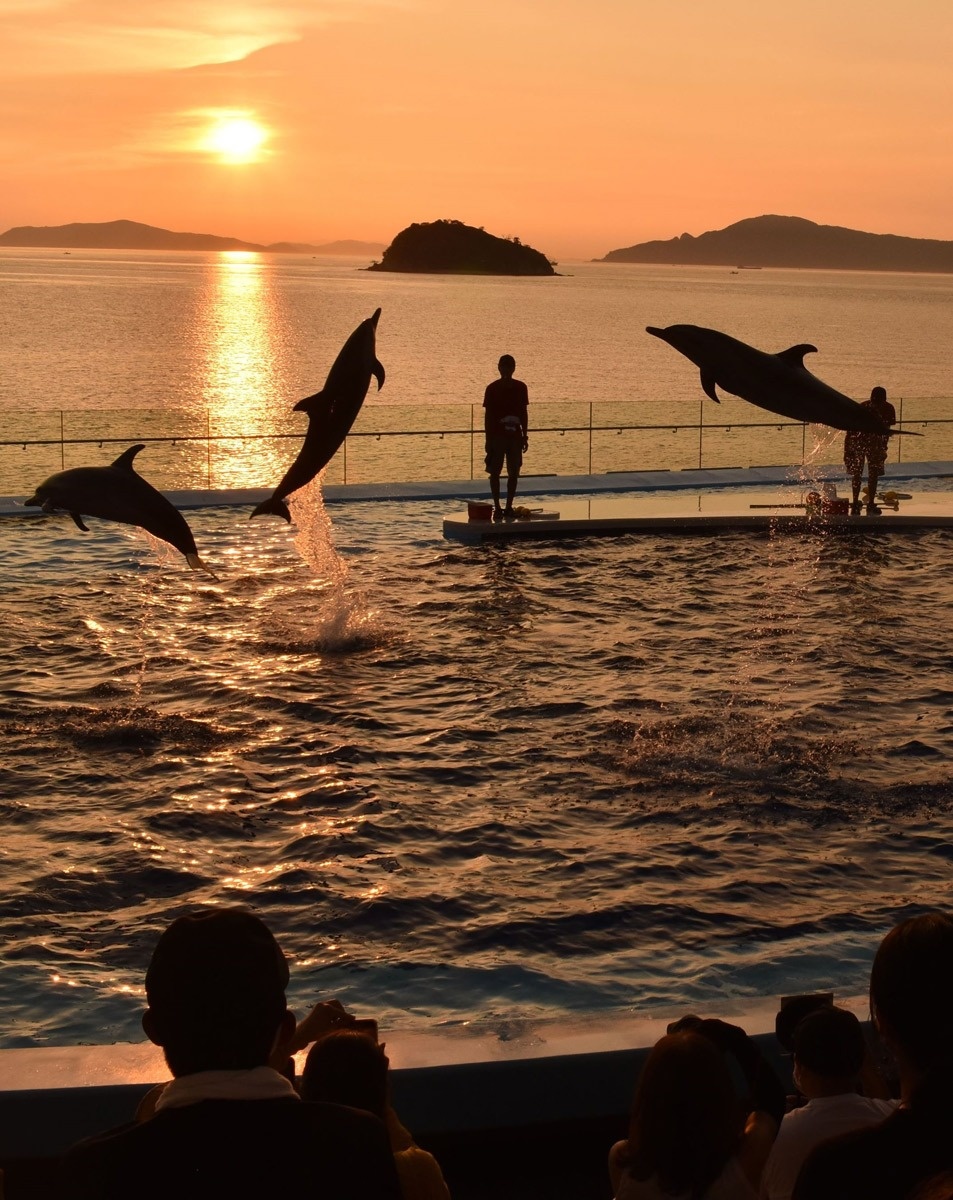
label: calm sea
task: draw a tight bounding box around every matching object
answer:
[1,250,953,1049]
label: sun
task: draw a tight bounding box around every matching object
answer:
[202,115,269,164]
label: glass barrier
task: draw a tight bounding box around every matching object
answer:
[1,399,949,495]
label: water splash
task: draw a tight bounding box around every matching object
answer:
[276,478,387,653]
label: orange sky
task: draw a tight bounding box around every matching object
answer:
[1,0,951,259]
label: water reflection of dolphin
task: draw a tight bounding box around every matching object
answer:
[25,445,211,571]
[646,324,912,436]
[252,308,385,521]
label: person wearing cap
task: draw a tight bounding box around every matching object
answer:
[843,386,896,515]
[3,909,401,1199]
[760,1006,895,1200]
[793,912,953,1200]
[483,354,529,521]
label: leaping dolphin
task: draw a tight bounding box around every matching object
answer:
[24,445,211,572]
[251,307,385,521]
[645,324,913,436]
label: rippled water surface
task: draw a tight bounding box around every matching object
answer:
[3,489,953,1047]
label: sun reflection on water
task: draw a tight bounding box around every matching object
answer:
[194,252,299,488]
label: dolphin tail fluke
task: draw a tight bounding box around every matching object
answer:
[373,358,385,390]
[250,496,292,522]
[186,553,218,579]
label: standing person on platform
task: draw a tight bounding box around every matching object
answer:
[483,354,529,522]
[844,386,896,515]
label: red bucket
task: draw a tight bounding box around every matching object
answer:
[468,502,494,522]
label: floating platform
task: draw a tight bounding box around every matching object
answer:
[443,490,953,543]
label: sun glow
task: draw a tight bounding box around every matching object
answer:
[202,115,269,164]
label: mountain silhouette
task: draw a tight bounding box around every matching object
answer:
[599,215,953,273]
[0,220,383,255]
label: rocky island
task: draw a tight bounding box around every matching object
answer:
[599,215,953,274]
[368,219,556,275]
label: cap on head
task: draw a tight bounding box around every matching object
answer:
[145,909,289,1074]
[793,1006,865,1079]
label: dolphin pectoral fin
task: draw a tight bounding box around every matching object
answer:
[294,389,332,416]
[700,373,721,403]
[776,344,818,367]
[111,444,146,471]
[373,359,385,390]
[69,511,90,532]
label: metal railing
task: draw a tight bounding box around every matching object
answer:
[1,398,948,494]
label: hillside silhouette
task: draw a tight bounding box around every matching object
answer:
[600,215,953,273]
[368,219,556,275]
[0,220,383,255]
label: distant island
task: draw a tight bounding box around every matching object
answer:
[368,219,556,275]
[599,215,953,274]
[0,219,384,256]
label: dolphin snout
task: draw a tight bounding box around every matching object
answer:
[645,326,665,339]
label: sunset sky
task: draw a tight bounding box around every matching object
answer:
[1,0,951,259]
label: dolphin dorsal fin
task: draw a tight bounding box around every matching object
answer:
[776,344,817,368]
[111,444,146,471]
[700,372,721,403]
[373,359,385,391]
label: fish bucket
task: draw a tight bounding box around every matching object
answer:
[468,502,494,522]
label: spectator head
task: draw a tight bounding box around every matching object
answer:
[621,1031,743,1196]
[792,1006,866,1095]
[870,386,888,404]
[143,909,291,1077]
[869,911,953,1073]
[498,354,516,376]
[300,1030,388,1118]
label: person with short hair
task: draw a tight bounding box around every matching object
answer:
[793,912,953,1200]
[2,909,401,1200]
[760,1006,895,1200]
[483,354,529,521]
[843,386,896,515]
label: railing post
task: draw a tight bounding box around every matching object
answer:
[698,398,703,469]
[470,405,475,480]
[60,411,65,470]
[589,403,593,475]
[897,397,903,464]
